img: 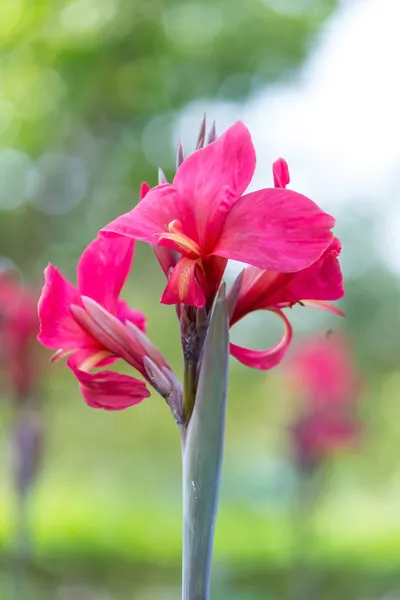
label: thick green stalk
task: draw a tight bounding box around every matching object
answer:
[181,287,229,600]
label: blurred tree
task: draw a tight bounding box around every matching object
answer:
[0,0,337,276]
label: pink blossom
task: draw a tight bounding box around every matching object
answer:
[100,122,335,308]
[289,334,362,466]
[38,236,175,410]
[0,273,39,398]
[227,158,344,370]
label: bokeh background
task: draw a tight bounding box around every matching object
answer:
[1,0,400,598]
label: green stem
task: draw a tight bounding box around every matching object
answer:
[183,358,197,425]
[181,288,229,600]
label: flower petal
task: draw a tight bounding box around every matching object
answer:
[230,309,292,370]
[68,353,150,410]
[229,267,289,325]
[295,416,359,461]
[197,255,228,308]
[117,300,147,331]
[173,121,256,249]
[100,184,183,243]
[77,236,134,314]
[269,238,344,306]
[37,265,92,350]
[160,257,205,307]
[273,158,290,188]
[301,300,344,316]
[214,188,334,272]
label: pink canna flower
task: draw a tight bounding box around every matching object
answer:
[38,236,179,412]
[100,122,335,309]
[0,273,39,399]
[227,158,344,371]
[288,334,362,468]
[289,334,362,409]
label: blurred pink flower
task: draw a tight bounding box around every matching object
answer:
[100,122,335,308]
[0,273,39,398]
[288,334,362,467]
[227,158,344,371]
[38,236,175,410]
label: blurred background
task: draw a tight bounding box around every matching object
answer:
[1,0,399,598]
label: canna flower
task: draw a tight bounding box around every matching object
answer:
[38,236,180,412]
[227,158,344,370]
[0,272,39,399]
[100,122,335,309]
[288,334,362,468]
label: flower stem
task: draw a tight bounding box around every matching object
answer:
[183,357,197,425]
[181,288,229,600]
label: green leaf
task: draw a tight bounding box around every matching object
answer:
[182,285,229,600]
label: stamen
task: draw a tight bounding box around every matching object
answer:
[50,348,75,362]
[78,350,114,373]
[155,220,201,257]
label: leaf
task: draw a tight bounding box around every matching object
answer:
[182,285,229,600]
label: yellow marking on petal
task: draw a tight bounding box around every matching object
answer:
[154,219,201,257]
[178,258,194,302]
[79,350,114,373]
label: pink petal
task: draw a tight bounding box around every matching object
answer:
[290,334,362,408]
[229,267,288,325]
[138,181,180,277]
[273,158,290,188]
[301,300,344,316]
[296,417,359,460]
[173,121,256,249]
[152,245,180,278]
[37,265,93,350]
[214,188,335,272]
[197,255,228,307]
[117,299,147,332]
[100,184,183,243]
[68,356,150,410]
[230,309,292,370]
[160,257,205,307]
[269,238,344,306]
[77,236,134,314]
[100,122,256,253]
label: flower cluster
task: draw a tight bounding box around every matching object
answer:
[37,119,344,421]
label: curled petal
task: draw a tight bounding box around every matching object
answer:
[230,310,292,370]
[270,238,344,306]
[77,236,134,315]
[68,353,150,410]
[215,188,334,272]
[37,265,92,350]
[301,300,344,316]
[273,158,290,188]
[160,257,205,307]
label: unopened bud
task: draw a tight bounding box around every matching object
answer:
[196,114,206,149]
[158,168,168,185]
